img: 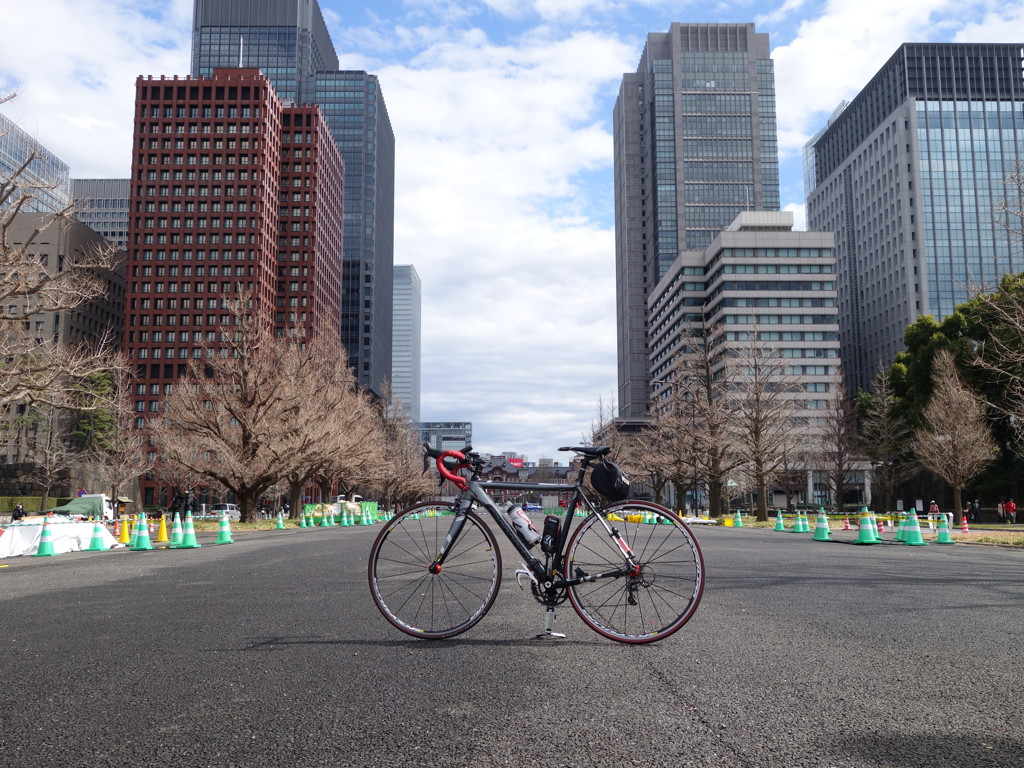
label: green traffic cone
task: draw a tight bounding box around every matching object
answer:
[901,512,929,546]
[129,513,140,548]
[275,511,286,530]
[215,512,234,544]
[733,510,743,528]
[299,512,307,528]
[130,513,155,551]
[936,517,956,545]
[812,509,831,541]
[32,519,60,557]
[852,514,877,545]
[177,511,201,549]
[896,512,907,542]
[168,511,184,548]
[85,518,108,552]
[774,510,786,531]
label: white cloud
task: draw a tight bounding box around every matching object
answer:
[755,0,811,27]
[953,5,1024,41]
[771,0,961,154]
[379,28,636,458]
[0,0,192,177]
[784,202,807,231]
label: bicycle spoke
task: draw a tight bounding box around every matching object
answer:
[369,503,501,639]
[566,504,704,643]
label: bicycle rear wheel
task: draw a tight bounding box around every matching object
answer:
[565,501,704,644]
[368,501,501,639]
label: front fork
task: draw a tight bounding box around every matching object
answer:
[431,499,473,570]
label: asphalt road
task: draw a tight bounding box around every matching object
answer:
[1,520,1022,768]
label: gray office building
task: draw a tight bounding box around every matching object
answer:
[191,0,396,396]
[392,264,421,423]
[420,422,473,453]
[72,178,130,248]
[805,43,1024,393]
[0,112,71,214]
[613,23,780,418]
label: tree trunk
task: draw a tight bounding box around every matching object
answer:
[708,479,724,519]
[755,470,769,522]
[237,489,262,523]
[952,487,963,526]
[288,485,303,520]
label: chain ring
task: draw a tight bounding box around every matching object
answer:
[530,580,568,606]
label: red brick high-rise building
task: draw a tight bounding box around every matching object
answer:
[124,69,344,506]
[275,106,344,340]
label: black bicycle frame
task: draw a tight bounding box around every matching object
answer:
[433,478,638,588]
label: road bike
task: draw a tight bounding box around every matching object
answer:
[368,445,705,644]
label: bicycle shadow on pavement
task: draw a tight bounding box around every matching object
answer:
[225,634,609,652]
[840,732,1022,767]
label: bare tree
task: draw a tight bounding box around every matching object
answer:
[685,326,744,518]
[647,357,702,511]
[814,373,862,514]
[730,338,803,522]
[21,406,76,510]
[913,350,998,524]
[367,383,434,513]
[152,307,369,522]
[1,94,122,411]
[860,365,916,513]
[84,370,152,508]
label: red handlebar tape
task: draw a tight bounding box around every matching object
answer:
[437,450,469,491]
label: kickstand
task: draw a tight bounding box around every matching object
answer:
[536,607,566,639]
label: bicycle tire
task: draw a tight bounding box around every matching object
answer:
[565,501,704,644]
[368,501,502,639]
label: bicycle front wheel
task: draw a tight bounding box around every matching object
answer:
[565,501,704,644]
[368,501,501,639]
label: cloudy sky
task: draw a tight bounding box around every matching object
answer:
[3,0,1024,462]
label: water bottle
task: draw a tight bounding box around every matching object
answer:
[506,505,541,548]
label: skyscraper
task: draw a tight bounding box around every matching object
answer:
[191,0,396,396]
[191,0,338,106]
[805,43,1024,393]
[123,70,344,506]
[391,264,421,422]
[613,23,779,418]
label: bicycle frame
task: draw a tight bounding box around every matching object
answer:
[433,474,640,590]
[370,445,707,642]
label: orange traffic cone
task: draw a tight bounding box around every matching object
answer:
[843,516,851,531]
[961,517,970,533]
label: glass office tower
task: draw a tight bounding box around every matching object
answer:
[391,264,421,423]
[805,43,1024,392]
[613,23,780,418]
[315,70,395,392]
[191,0,338,106]
[0,112,71,213]
[191,0,396,396]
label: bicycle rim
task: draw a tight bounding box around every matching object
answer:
[565,502,704,644]
[368,502,501,639]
